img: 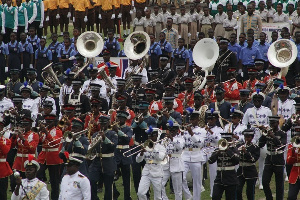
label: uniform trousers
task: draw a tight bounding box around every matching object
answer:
[209,162,218,197]
[287,178,300,200]
[31,21,43,38]
[0,177,8,200]
[180,24,188,46]
[236,177,257,200]
[214,24,225,38]
[262,164,284,200]
[161,169,183,200]
[113,163,131,200]
[212,184,236,200]
[182,161,202,200]
[137,174,163,200]
[4,27,13,43]
[74,11,86,32]
[201,24,212,38]
[258,144,267,186]
[190,21,197,40]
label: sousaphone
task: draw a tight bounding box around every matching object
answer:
[124,31,150,60]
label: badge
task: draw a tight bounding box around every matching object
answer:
[151,50,154,53]
[179,55,182,58]
[0,50,2,53]
[43,54,46,57]
[52,50,55,53]
[161,46,164,50]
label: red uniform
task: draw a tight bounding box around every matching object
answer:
[84,112,103,133]
[97,61,122,79]
[0,135,13,178]
[201,87,216,103]
[242,79,261,93]
[37,127,63,165]
[149,100,163,115]
[287,144,300,184]
[224,80,243,106]
[111,108,135,126]
[11,131,39,172]
[178,91,194,108]
[263,75,287,86]
[173,98,183,114]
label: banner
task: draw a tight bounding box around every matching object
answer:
[94,57,129,78]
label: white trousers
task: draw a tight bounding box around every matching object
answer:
[258,145,267,185]
[137,175,163,200]
[182,161,202,200]
[209,162,217,197]
[162,170,183,200]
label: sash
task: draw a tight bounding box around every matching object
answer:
[22,181,44,200]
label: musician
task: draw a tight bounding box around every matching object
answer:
[161,121,185,200]
[107,63,121,91]
[59,152,91,200]
[267,78,285,99]
[194,91,205,112]
[164,85,183,114]
[84,98,102,137]
[88,115,118,200]
[263,65,287,86]
[146,88,163,115]
[89,83,109,114]
[290,75,300,98]
[64,78,91,120]
[0,85,14,116]
[127,74,146,112]
[157,55,176,86]
[201,75,217,105]
[242,67,261,92]
[208,86,231,128]
[60,104,76,131]
[20,83,38,122]
[224,108,247,143]
[255,59,268,81]
[6,69,23,98]
[81,64,107,99]
[181,110,206,200]
[204,109,222,197]
[254,83,272,109]
[223,67,243,106]
[113,111,133,200]
[0,118,13,200]
[26,68,41,93]
[136,127,166,200]
[110,79,132,109]
[59,69,75,107]
[208,133,240,200]
[174,63,187,93]
[36,84,56,115]
[178,77,194,109]
[53,63,65,85]
[213,38,238,83]
[12,156,49,200]
[146,69,164,99]
[259,115,287,200]
[110,95,135,126]
[236,128,260,200]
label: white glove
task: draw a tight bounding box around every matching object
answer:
[133,7,136,12]
[131,0,134,6]
[197,32,199,36]
[178,35,181,38]
[238,69,242,74]
[111,14,115,19]
[5,67,8,73]
[118,13,122,18]
[67,12,71,18]
[20,64,23,70]
[188,33,191,37]
[84,16,88,22]
[1,29,5,34]
[73,17,75,22]
[233,25,238,30]
[130,10,133,14]
[39,23,43,28]
[183,72,188,76]
[98,14,102,19]
[144,7,147,11]
[25,29,28,33]
[46,16,49,21]
[29,64,33,68]
[69,56,76,60]
[56,14,60,19]
[289,20,293,25]
[13,28,17,33]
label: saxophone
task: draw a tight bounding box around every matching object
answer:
[86,130,103,160]
[198,105,208,128]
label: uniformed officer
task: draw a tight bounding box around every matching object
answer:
[104,29,121,57]
[157,54,176,86]
[145,88,163,115]
[36,84,57,115]
[59,153,91,200]
[178,77,195,109]
[11,156,50,200]
[100,0,115,37]
[202,75,217,105]
[222,68,243,106]
[110,79,132,109]
[0,85,14,116]
[59,69,75,108]
[209,133,240,200]
[6,69,23,98]
[88,115,118,200]
[236,128,260,200]
[224,108,247,143]
[26,68,41,93]
[242,67,261,93]
[234,89,254,113]
[127,74,146,112]
[145,71,164,100]
[73,0,88,33]
[110,95,135,126]
[20,83,38,122]
[254,83,272,109]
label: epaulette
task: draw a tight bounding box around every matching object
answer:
[78,174,84,178]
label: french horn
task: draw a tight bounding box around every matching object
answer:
[124,31,150,60]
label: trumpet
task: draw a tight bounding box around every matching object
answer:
[48,129,88,147]
[218,138,228,151]
[4,107,16,116]
[275,136,300,152]
[291,114,300,123]
[134,113,143,123]
[157,108,168,118]
[58,115,69,129]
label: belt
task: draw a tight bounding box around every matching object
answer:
[70,153,85,158]
[161,130,167,133]
[117,145,129,149]
[169,153,181,158]
[294,163,300,166]
[217,166,235,171]
[267,150,283,155]
[239,162,255,167]
[228,100,239,104]
[17,153,34,157]
[102,9,112,13]
[96,153,114,158]
[0,158,6,162]
[185,148,201,152]
[42,148,59,152]
[146,160,160,164]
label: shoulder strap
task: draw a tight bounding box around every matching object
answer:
[22,181,44,200]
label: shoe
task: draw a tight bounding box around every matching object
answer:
[285,176,289,182]
[259,185,263,190]
[201,185,205,192]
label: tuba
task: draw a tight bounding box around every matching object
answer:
[192,38,219,91]
[42,63,62,87]
[98,66,116,89]
[218,138,228,151]
[124,31,151,60]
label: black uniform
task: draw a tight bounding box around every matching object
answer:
[146,80,164,100]
[157,110,182,131]
[6,80,22,96]
[236,142,260,200]
[89,130,118,200]
[127,87,146,112]
[234,102,254,113]
[64,93,91,119]
[259,130,287,200]
[109,91,132,109]
[209,101,231,127]
[208,146,240,200]
[213,49,237,83]
[158,67,176,86]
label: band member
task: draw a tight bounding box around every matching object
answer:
[236,128,260,200]
[254,83,272,109]
[213,38,238,83]
[0,118,13,200]
[88,116,118,200]
[26,68,41,93]
[202,75,217,105]
[60,104,76,131]
[259,116,287,200]
[158,55,176,86]
[127,74,146,112]
[255,59,268,81]
[110,95,135,126]
[84,98,103,138]
[146,69,164,99]
[146,88,163,115]
[110,79,132,109]
[209,133,240,200]
[6,69,23,98]
[161,121,184,200]
[178,77,194,109]
[97,49,121,78]
[164,85,183,114]
[37,114,63,200]
[136,127,166,200]
[223,67,243,106]
[243,67,261,92]
[224,108,246,143]
[59,152,91,200]
[182,110,206,200]
[59,69,74,107]
[234,89,254,113]
[113,111,133,200]
[20,83,38,122]
[0,85,14,116]
[37,84,56,115]
[11,156,49,200]
[263,65,287,86]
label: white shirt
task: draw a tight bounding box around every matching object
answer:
[59,84,73,106]
[123,67,148,84]
[35,96,56,115]
[204,125,222,159]
[165,134,185,173]
[11,178,49,200]
[23,98,38,121]
[81,78,107,99]
[59,171,91,200]
[242,106,272,126]
[0,97,14,115]
[278,99,295,120]
[223,123,246,143]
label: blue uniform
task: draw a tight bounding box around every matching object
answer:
[48,41,62,64]
[228,43,241,61]
[257,42,270,62]
[172,47,189,66]
[35,46,52,81]
[158,39,173,56]
[148,42,162,69]
[104,38,121,57]
[240,46,262,66]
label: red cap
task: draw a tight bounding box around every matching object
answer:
[227,67,236,72]
[117,95,127,101]
[206,75,216,81]
[184,77,195,83]
[44,114,57,120]
[90,98,102,104]
[145,88,156,94]
[63,104,76,111]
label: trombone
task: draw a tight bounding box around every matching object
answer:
[47,129,88,147]
[275,136,300,152]
[134,113,143,123]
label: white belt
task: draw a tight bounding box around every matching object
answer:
[134,141,141,146]
[70,153,85,158]
[0,158,6,162]
[117,145,129,149]
[42,148,59,152]
[239,162,255,167]
[146,160,161,164]
[217,166,235,171]
[17,153,33,157]
[161,130,167,133]
[185,148,201,152]
[96,153,114,158]
[169,153,181,158]
[267,150,283,155]
[228,100,239,104]
[294,163,300,166]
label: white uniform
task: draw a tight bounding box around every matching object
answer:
[136,143,166,200]
[204,125,222,197]
[59,171,91,200]
[22,98,38,121]
[59,84,73,106]
[108,75,121,95]
[34,96,57,115]
[11,178,49,200]
[0,97,14,115]
[161,135,185,200]
[181,126,206,200]
[242,105,272,187]
[223,123,247,143]
[81,78,107,99]
[123,67,148,85]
